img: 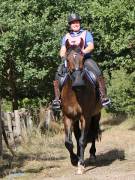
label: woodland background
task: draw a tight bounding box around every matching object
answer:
[0,0,135,115]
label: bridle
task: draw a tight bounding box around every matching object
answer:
[66,46,84,71]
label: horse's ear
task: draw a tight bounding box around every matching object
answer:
[65,39,71,50]
[79,38,84,49]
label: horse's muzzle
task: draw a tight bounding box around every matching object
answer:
[71,70,85,88]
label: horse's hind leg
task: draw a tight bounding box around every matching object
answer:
[89,113,101,160]
[64,116,78,166]
[90,139,96,161]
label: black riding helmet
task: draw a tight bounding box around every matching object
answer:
[68,13,81,24]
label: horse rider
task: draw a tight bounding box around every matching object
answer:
[52,13,110,110]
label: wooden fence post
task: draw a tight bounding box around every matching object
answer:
[7,112,15,145]
[14,110,21,140]
[45,108,51,129]
[0,98,2,159]
[20,109,28,138]
[27,112,33,133]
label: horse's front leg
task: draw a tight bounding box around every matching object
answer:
[64,116,78,166]
[73,120,81,158]
[77,116,87,174]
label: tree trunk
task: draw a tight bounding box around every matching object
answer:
[8,66,18,111]
[6,55,18,111]
[7,112,15,145]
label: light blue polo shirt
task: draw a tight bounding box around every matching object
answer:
[61,29,94,58]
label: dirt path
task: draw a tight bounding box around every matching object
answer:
[3,118,135,180]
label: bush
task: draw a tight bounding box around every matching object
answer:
[107,68,135,115]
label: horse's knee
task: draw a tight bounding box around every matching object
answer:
[79,138,86,149]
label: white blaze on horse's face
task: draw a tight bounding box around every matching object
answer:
[73,53,79,70]
[73,54,77,59]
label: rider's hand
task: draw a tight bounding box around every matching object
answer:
[61,56,67,68]
[61,56,66,63]
[81,50,85,56]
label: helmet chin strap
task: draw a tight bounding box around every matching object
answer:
[71,31,81,36]
[70,26,82,33]
[73,31,80,34]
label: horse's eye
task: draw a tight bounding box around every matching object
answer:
[66,58,69,62]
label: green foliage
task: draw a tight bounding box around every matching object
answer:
[1,99,12,112]
[107,68,135,115]
[19,97,48,109]
[0,0,134,114]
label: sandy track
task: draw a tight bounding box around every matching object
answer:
[40,128,135,180]
[4,118,135,180]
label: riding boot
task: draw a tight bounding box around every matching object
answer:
[97,76,111,106]
[52,80,61,111]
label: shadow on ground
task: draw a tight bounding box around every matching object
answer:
[129,126,135,131]
[0,151,67,178]
[102,115,127,127]
[85,149,125,172]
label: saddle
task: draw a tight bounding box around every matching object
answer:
[58,64,97,87]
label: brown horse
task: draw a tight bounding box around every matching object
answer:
[61,38,102,174]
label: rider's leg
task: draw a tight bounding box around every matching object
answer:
[52,79,61,110]
[84,59,110,106]
[52,63,67,110]
[52,64,63,110]
[97,75,111,106]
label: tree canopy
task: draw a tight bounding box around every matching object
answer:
[0,0,134,114]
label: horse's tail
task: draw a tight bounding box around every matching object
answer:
[87,113,102,142]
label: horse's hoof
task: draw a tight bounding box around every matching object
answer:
[89,154,96,163]
[70,154,78,166]
[76,162,85,175]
